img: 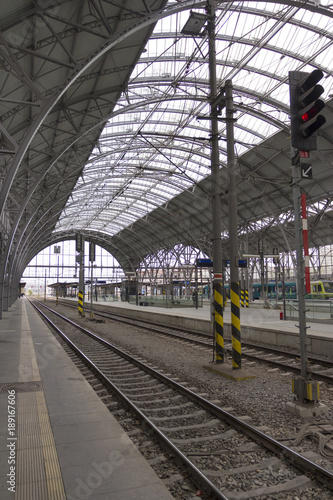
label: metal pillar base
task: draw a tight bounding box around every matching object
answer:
[285,401,328,418]
[292,376,320,402]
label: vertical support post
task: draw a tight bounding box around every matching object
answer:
[301,194,311,294]
[54,245,61,306]
[78,238,85,316]
[240,266,244,307]
[195,265,199,309]
[207,0,224,363]
[245,232,250,306]
[56,254,59,305]
[275,260,278,301]
[259,240,265,302]
[90,262,94,318]
[288,151,323,407]
[3,283,8,311]
[291,151,308,380]
[136,271,139,306]
[282,256,286,319]
[226,80,241,369]
[317,246,321,277]
[273,247,279,301]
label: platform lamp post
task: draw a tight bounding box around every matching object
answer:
[54,245,61,305]
[182,2,225,363]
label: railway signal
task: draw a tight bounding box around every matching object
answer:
[289,69,326,151]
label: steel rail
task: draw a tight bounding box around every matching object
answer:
[31,299,333,492]
[30,299,229,499]
[56,299,333,383]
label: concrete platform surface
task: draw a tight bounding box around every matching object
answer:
[0,298,174,500]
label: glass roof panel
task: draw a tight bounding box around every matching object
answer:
[55,1,333,237]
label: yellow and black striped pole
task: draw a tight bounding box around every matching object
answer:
[225,80,241,370]
[77,234,85,316]
[240,289,244,308]
[245,289,249,308]
[78,291,84,316]
[231,282,241,369]
[207,2,224,365]
[214,277,224,363]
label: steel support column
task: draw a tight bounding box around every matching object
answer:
[291,151,308,379]
[78,238,85,317]
[207,1,224,363]
[225,80,241,369]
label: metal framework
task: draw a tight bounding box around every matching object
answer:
[1,1,333,315]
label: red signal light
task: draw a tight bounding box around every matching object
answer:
[300,100,324,123]
[289,70,326,150]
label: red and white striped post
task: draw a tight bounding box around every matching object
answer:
[301,193,311,294]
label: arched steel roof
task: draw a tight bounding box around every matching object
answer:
[1,0,333,300]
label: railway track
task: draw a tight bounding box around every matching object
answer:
[31,299,333,499]
[56,299,333,385]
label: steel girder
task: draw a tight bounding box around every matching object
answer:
[1,1,333,313]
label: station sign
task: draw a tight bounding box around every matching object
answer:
[301,163,312,179]
[224,259,248,268]
[196,258,213,267]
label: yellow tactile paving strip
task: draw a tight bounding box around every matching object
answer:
[14,302,66,500]
[16,392,66,500]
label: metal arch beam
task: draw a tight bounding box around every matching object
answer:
[126,76,291,115]
[0,99,182,295]
[95,110,269,149]
[20,207,144,274]
[11,131,302,276]
[3,163,90,298]
[61,159,203,194]
[106,193,214,263]
[92,136,212,163]
[107,146,306,264]
[3,94,213,243]
[236,149,293,211]
[15,84,283,187]
[48,0,330,150]
[107,80,291,140]
[22,230,137,275]
[14,173,204,274]
[137,46,331,94]
[119,81,289,132]
[111,217,182,257]
[240,136,332,217]
[6,151,145,280]
[237,174,294,256]
[2,1,332,149]
[147,2,333,42]
[61,178,176,207]
[5,0,333,292]
[0,0,202,215]
[7,112,215,274]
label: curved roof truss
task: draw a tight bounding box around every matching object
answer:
[1,0,333,297]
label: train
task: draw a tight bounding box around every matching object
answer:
[251,280,333,300]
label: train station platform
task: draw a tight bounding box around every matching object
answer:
[0,298,174,500]
[84,299,333,358]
